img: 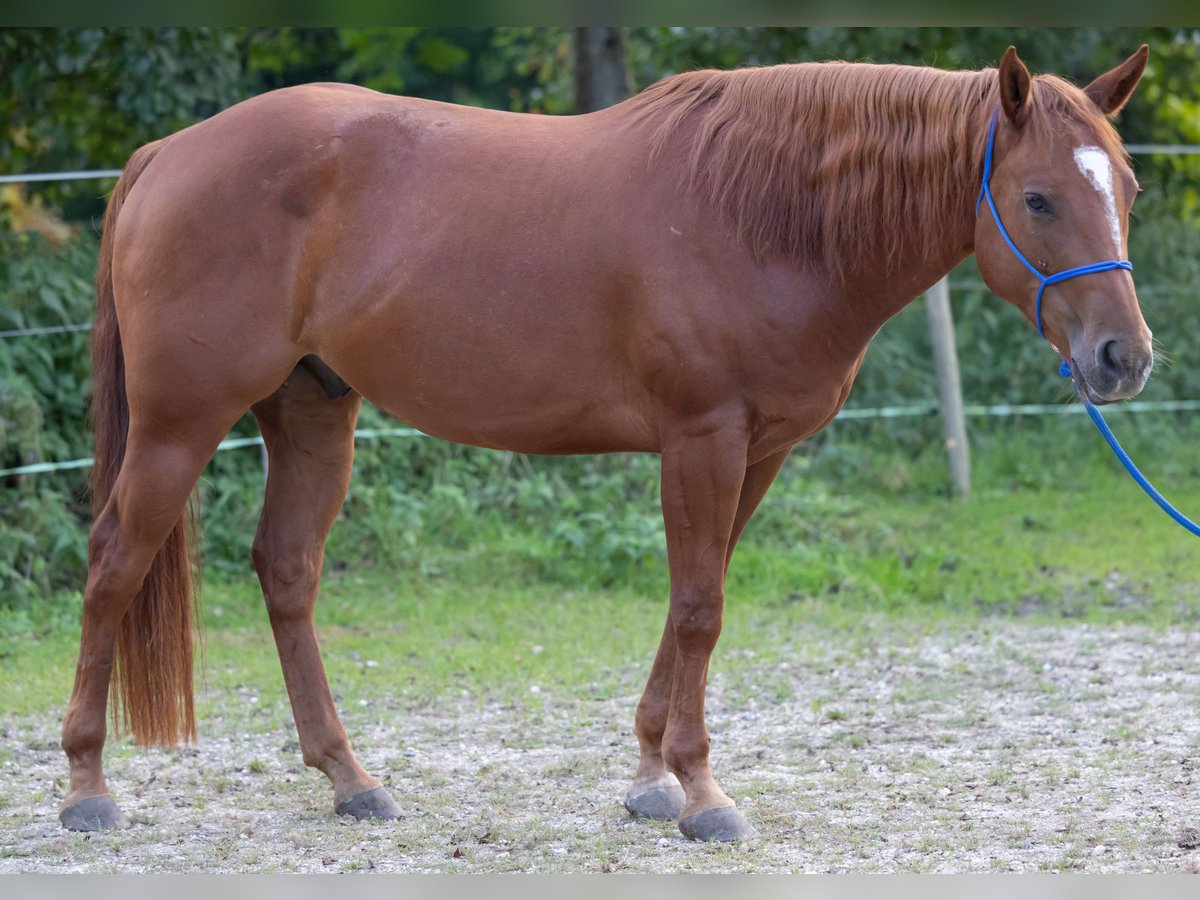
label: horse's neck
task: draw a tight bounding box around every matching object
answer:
[816,72,993,316]
[835,127,986,327]
[826,203,977,339]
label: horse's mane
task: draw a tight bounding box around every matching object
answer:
[626,62,1125,278]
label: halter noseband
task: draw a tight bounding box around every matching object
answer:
[975,108,1133,345]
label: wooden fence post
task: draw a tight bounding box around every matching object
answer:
[925,276,971,495]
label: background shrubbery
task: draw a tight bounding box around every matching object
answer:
[3,27,1199,612]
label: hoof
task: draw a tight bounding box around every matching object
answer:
[625,780,686,820]
[679,805,755,842]
[60,795,130,831]
[334,787,402,821]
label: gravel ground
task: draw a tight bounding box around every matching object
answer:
[4,622,1200,874]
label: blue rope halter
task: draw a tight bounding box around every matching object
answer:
[976,109,1134,343]
[977,107,1200,538]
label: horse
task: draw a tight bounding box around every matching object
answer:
[60,46,1154,842]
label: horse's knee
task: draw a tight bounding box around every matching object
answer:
[251,532,317,586]
[249,536,272,582]
[669,588,723,654]
[252,538,320,621]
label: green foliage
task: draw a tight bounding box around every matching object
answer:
[489,28,574,113]
[0,229,97,606]
[9,425,1200,720]
[1,28,246,221]
[241,27,565,112]
[196,411,668,592]
[4,27,1200,618]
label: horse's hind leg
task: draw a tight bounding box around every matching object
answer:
[625,446,789,830]
[61,411,241,830]
[250,364,400,820]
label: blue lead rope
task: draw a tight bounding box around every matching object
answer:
[1061,360,1200,537]
[978,108,1200,538]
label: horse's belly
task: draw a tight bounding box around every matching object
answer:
[339,358,659,456]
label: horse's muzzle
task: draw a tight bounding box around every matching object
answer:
[1078,333,1154,404]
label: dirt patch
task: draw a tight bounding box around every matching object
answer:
[4,622,1200,873]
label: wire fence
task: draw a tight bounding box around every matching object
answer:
[3,161,1199,481]
[4,399,1199,480]
[0,322,93,339]
[0,169,122,184]
[0,428,426,479]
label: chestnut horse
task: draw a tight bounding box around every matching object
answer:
[61,46,1154,841]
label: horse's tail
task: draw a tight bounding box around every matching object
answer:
[92,137,199,747]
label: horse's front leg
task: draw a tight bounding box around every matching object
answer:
[626,447,790,825]
[657,422,757,841]
[625,617,686,819]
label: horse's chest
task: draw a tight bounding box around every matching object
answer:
[744,337,868,456]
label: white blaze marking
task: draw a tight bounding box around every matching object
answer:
[1073,146,1122,254]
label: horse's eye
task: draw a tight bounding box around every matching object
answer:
[1025,193,1050,213]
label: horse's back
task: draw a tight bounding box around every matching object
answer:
[108,83,857,456]
[109,84,681,451]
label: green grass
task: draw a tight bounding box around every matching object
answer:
[4,425,1199,721]
[2,475,1200,724]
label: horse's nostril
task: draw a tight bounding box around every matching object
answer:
[1100,339,1123,373]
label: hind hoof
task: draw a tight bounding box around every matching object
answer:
[625,778,686,820]
[334,787,402,821]
[60,795,130,831]
[679,805,755,842]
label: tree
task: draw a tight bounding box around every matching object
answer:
[573,27,631,113]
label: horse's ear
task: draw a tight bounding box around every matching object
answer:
[998,46,1032,128]
[1084,44,1149,117]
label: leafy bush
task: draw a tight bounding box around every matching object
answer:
[0,229,97,607]
[5,27,1200,613]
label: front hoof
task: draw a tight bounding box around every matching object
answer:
[678,805,755,842]
[60,795,130,831]
[625,778,686,820]
[334,787,402,821]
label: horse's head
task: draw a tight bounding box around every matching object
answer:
[975,46,1153,404]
